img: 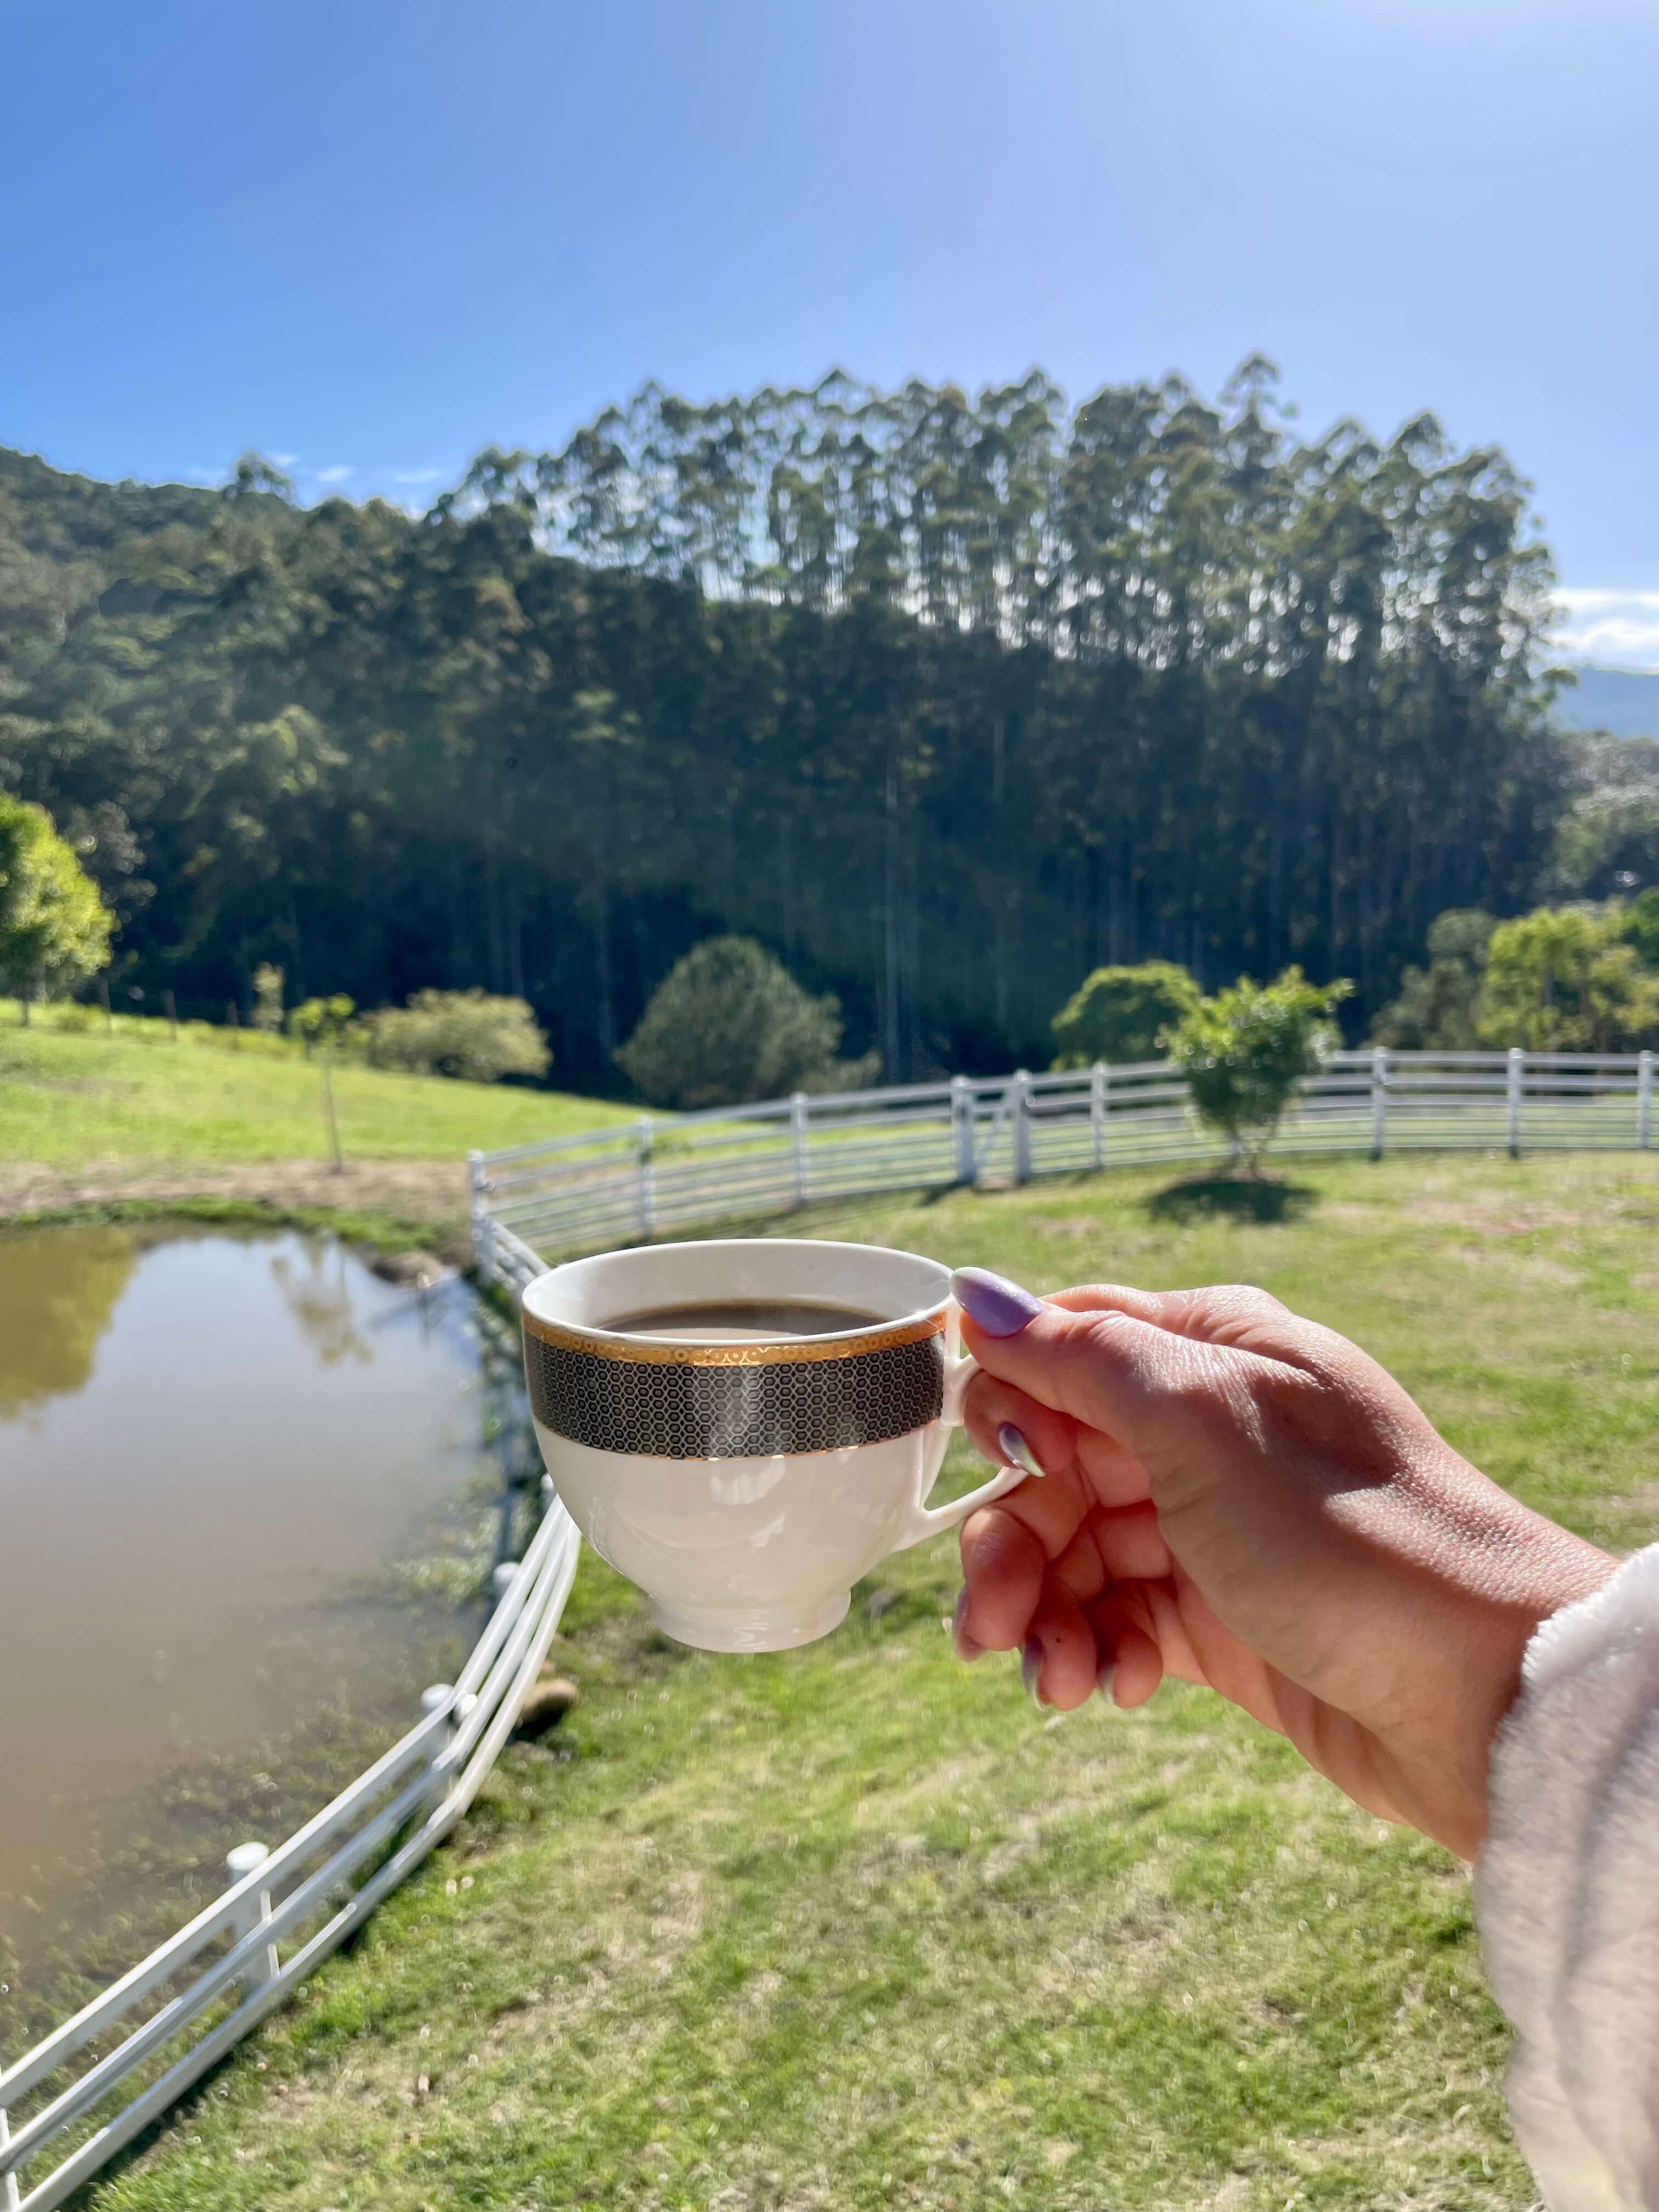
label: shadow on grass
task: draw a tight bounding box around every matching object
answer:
[1146,1175,1318,1226]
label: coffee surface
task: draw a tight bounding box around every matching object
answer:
[601,1297,888,1343]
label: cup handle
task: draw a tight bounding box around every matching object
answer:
[893,1333,1029,1549]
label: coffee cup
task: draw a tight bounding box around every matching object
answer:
[520,1238,1026,1651]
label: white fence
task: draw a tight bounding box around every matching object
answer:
[471,1047,1659,1288]
[0,1493,582,2212]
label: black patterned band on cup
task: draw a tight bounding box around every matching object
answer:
[521,1311,947,1459]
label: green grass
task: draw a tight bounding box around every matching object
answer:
[67,1152,1659,2210]
[0,1007,629,1170]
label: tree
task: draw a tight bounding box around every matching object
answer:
[1167,968,1352,1174]
[1621,887,1659,970]
[252,962,285,1032]
[1547,731,1659,900]
[289,992,356,1055]
[0,795,112,1021]
[1476,905,1659,1052]
[1370,910,1496,1049]
[616,936,878,1109]
[359,988,550,1083]
[287,992,356,1172]
[0,364,1572,1084]
[1049,960,1201,1068]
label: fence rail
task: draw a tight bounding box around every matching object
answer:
[471,1048,1659,1288]
[1,1493,582,2212]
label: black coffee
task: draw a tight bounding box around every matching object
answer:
[603,1297,888,1344]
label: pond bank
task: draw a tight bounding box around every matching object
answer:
[0,1158,472,1245]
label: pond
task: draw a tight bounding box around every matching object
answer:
[0,1221,535,2005]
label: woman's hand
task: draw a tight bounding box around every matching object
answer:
[951,1270,1615,1858]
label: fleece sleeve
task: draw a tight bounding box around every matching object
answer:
[1476,1543,1659,2212]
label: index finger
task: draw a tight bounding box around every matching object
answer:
[956,1292,1216,1462]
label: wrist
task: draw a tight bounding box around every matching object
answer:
[1447,1526,1618,1856]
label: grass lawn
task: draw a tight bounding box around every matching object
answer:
[0,1008,629,1177]
[74,1152,1659,2210]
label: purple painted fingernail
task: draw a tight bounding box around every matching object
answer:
[952,1267,1045,1337]
[1022,1636,1048,1707]
[997,1423,1047,1480]
[952,1586,984,1662]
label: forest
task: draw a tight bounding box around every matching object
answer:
[0,362,1634,1091]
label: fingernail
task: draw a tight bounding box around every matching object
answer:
[1022,1637,1048,1707]
[952,1586,984,1662]
[997,1423,1047,1480]
[952,1267,1045,1337]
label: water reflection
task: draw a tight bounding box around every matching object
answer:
[0,1225,139,1420]
[269,1243,371,1365]
[0,1224,528,1942]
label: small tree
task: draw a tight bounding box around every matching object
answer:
[617,936,878,1110]
[289,995,356,1171]
[0,795,114,1023]
[359,989,551,1083]
[289,993,356,1056]
[1476,904,1659,1052]
[1049,960,1201,1069]
[1167,967,1352,1175]
[252,962,286,1032]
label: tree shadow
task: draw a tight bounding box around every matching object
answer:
[1146,1176,1318,1227]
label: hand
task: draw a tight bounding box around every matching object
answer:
[951,1272,1615,1858]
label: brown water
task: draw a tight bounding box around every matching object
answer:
[0,1223,515,1929]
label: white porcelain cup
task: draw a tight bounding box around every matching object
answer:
[520,1238,1025,1651]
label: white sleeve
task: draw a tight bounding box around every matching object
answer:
[1476,1543,1659,2212]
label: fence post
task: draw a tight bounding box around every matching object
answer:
[420,1683,456,1815]
[224,1842,279,2005]
[951,1075,975,1184]
[1091,1062,1108,1170]
[1641,1052,1654,1150]
[635,1117,656,1240]
[467,1152,495,1285]
[791,1091,809,1207]
[1012,1071,1033,1184]
[2,2101,19,2212]
[1370,1046,1388,1159]
[1508,1047,1525,1158]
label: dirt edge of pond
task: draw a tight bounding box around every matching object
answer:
[0,1156,474,1258]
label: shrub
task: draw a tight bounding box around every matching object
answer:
[1166,967,1352,1173]
[617,936,878,1109]
[0,795,114,1022]
[1370,909,1495,1049]
[1476,904,1659,1052]
[360,988,551,1083]
[1048,960,1201,1069]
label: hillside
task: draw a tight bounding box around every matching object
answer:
[0,375,1581,1080]
[1552,663,1659,740]
[0,444,252,556]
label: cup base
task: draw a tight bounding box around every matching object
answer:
[648,1590,851,1653]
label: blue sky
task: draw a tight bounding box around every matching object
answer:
[4,0,1656,663]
